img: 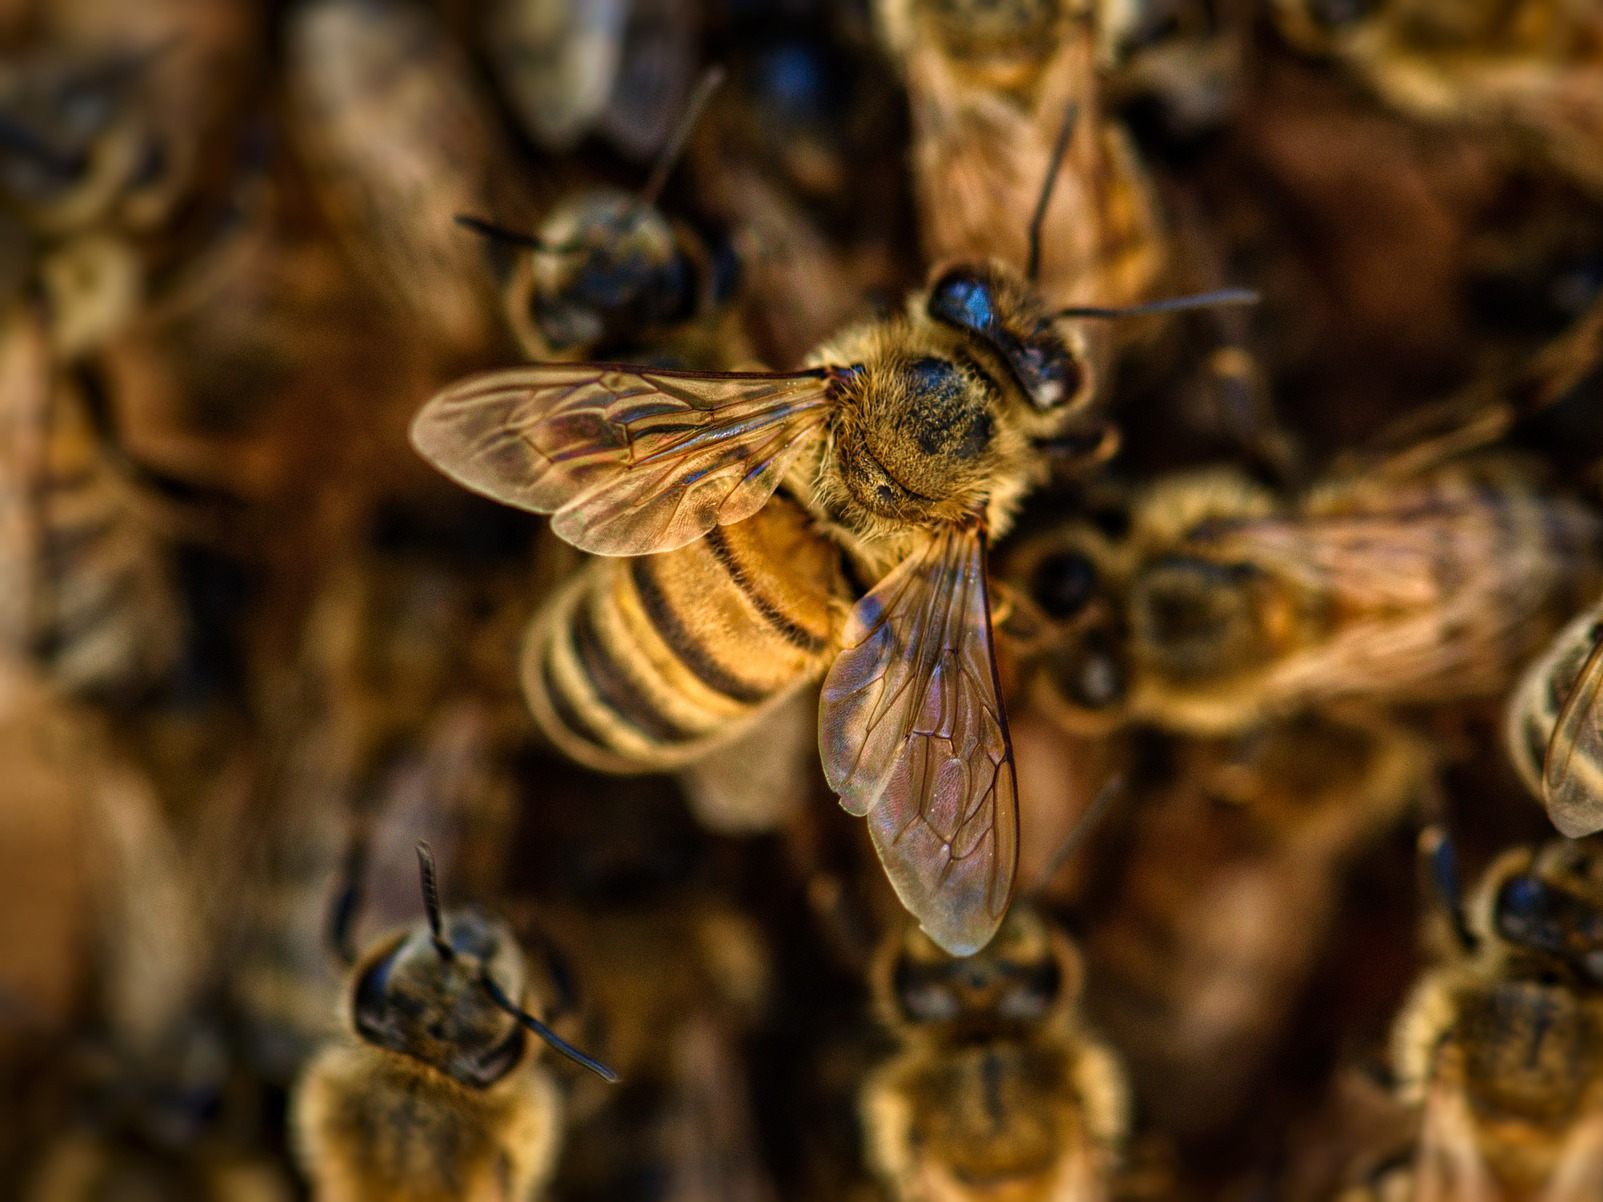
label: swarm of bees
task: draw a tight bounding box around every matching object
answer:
[6,0,1603,1198]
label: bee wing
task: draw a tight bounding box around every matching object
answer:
[411,364,834,556]
[819,524,1019,957]
[1543,627,1603,838]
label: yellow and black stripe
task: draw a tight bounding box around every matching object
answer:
[522,492,848,772]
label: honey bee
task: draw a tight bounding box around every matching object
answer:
[0,4,260,351]
[1386,834,1603,1200]
[0,304,184,699]
[0,42,173,236]
[1012,457,1603,737]
[412,127,1254,951]
[417,263,1085,951]
[861,905,1129,1201]
[292,844,615,1202]
[1271,0,1603,199]
[1507,602,1603,840]
[285,0,510,356]
[460,68,742,364]
[873,0,1171,416]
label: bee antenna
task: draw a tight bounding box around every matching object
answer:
[1419,826,1477,952]
[414,842,454,962]
[454,213,584,256]
[1055,288,1261,321]
[479,970,620,1083]
[1028,773,1124,897]
[1025,102,1079,285]
[637,65,726,210]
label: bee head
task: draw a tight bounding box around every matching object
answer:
[880,907,1076,1034]
[527,188,689,352]
[347,844,618,1087]
[1483,842,1603,985]
[0,44,174,227]
[349,907,531,1088]
[925,263,1087,415]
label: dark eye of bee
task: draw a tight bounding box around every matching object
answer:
[926,267,1080,411]
[1030,551,1098,619]
[352,951,397,1044]
[1494,874,1603,971]
[927,271,998,336]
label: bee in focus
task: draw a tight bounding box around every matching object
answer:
[293,844,615,1202]
[1009,455,1603,738]
[285,0,510,356]
[1271,0,1603,199]
[1383,833,1603,1199]
[519,487,847,777]
[0,304,183,699]
[460,68,742,364]
[862,905,1128,1201]
[412,108,1255,951]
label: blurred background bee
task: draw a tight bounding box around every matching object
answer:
[293,844,614,1202]
[1271,0,1603,200]
[1373,833,1603,1201]
[861,904,1129,1201]
[1009,452,1603,738]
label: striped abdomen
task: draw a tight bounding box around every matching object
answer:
[0,313,182,697]
[522,492,848,772]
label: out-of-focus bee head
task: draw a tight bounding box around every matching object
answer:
[877,906,1078,1036]
[0,43,180,234]
[1477,841,1603,986]
[1005,514,1130,732]
[524,187,692,353]
[347,907,532,1088]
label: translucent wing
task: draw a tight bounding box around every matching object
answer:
[411,364,834,555]
[1544,626,1603,838]
[819,524,1018,956]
